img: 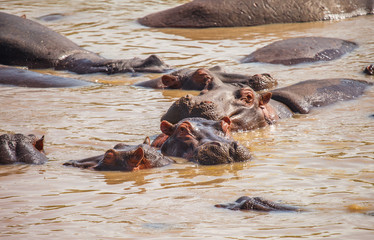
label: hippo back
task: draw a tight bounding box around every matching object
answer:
[271,79,372,114]
[0,12,83,68]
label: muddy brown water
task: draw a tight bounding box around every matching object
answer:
[1,1,374,239]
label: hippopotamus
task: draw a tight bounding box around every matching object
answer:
[154,117,252,165]
[63,137,174,171]
[364,64,374,75]
[135,66,277,91]
[161,79,373,131]
[0,12,169,74]
[0,65,93,88]
[138,0,373,28]
[215,196,301,212]
[0,133,47,164]
[241,37,358,65]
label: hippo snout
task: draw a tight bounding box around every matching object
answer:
[193,141,251,165]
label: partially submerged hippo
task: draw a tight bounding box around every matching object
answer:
[364,64,374,75]
[0,12,169,74]
[241,37,358,65]
[138,0,373,28]
[162,79,372,131]
[154,117,252,165]
[0,65,93,88]
[135,66,276,91]
[63,137,174,171]
[0,133,47,164]
[216,196,301,212]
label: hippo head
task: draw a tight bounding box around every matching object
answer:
[159,117,251,165]
[0,133,47,164]
[161,68,222,91]
[93,138,171,171]
[161,85,277,131]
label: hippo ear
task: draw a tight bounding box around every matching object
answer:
[160,120,175,136]
[260,92,272,106]
[162,75,181,88]
[103,149,117,166]
[220,117,232,134]
[34,135,44,152]
[143,136,151,145]
[128,147,144,167]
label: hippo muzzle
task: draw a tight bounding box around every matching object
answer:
[193,140,251,165]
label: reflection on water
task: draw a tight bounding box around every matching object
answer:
[0,0,374,239]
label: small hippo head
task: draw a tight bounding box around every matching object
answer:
[161,85,277,131]
[161,68,222,91]
[159,117,251,165]
[93,138,173,171]
[0,133,47,164]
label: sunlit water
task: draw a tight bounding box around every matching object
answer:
[0,1,373,239]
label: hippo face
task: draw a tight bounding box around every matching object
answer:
[0,133,47,164]
[159,117,251,165]
[93,146,150,171]
[161,68,220,91]
[161,86,276,131]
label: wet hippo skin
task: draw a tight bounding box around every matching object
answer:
[138,0,373,28]
[154,117,252,165]
[161,79,373,131]
[241,37,358,65]
[0,65,93,88]
[0,12,169,74]
[0,133,47,164]
[215,196,302,212]
[63,137,174,171]
[135,66,277,91]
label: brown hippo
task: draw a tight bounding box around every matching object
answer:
[154,117,252,165]
[138,0,373,28]
[0,133,47,164]
[0,12,169,74]
[161,79,372,131]
[0,65,93,88]
[63,137,174,171]
[135,66,277,91]
[364,64,374,75]
[215,196,302,212]
[241,37,358,65]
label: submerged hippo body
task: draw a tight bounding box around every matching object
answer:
[0,65,93,88]
[162,79,372,131]
[139,0,373,28]
[0,133,47,164]
[0,12,169,74]
[63,137,174,171]
[216,196,301,212]
[135,66,276,91]
[155,117,252,165]
[241,37,358,65]
[364,64,374,75]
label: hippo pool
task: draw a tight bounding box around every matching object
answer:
[0,0,373,239]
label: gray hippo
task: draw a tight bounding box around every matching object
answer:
[161,79,372,131]
[0,65,93,88]
[0,133,47,164]
[0,12,169,74]
[135,66,277,91]
[63,137,174,171]
[241,37,358,65]
[364,64,374,75]
[152,117,252,165]
[138,0,373,28]
[216,196,302,212]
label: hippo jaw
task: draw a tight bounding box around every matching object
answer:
[193,140,252,165]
